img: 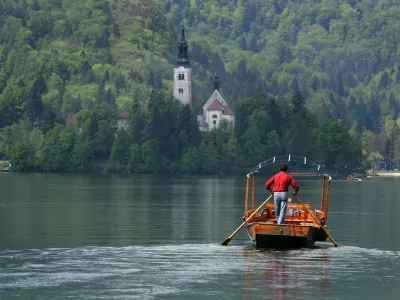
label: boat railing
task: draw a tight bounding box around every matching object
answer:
[319,174,331,226]
[243,157,332,227]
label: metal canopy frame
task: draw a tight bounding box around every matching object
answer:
[246,154,322,178]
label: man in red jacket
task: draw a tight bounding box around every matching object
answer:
[265,163,299,224]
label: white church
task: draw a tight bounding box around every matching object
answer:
[173,26,235,132]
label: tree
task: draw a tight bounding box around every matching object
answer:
[368,97,381,132]
[27,76,46,122]
[38,125,76,172]
[93,119,115,159]
[379,72,390,89]
[388,92,399,119]
[291,91,306,116]
[334,72,344,96]
[141,139,162,172]
[367,152,383,174]
[356,99,368,129]
[10,141,35,171]
[111,130,131,172]
[81,61,96,84]
[317,122,362,172]
[71,138,93,172]
[238,35,247,50]
[312,76,320,91]
[182,147,203,173]
[129,143,143,173]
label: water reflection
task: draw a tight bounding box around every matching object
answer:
[243,248,332,300]
[269,258,289,300]
[1,174,400,299]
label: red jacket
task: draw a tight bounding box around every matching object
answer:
[265,171,299,193]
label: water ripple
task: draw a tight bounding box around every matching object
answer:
[1,244,400,299]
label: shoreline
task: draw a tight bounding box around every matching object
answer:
[368,172,400,177]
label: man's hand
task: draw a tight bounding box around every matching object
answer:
[268,189,274,195]
[292,192,298,196]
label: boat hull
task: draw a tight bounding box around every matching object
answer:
[256,233,312,248]
[247,223,327,249]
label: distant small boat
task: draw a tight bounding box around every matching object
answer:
[241,155,337,248]
[0,163,11,173]
[346,174,362,181]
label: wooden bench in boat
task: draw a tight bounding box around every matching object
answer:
[247,203,322,225]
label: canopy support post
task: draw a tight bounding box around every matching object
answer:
[244,175,250,216]
[251,174,256,210]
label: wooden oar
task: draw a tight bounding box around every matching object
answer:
[221,195,273,246]
[295,195,339,247]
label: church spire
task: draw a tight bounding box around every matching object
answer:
[213,76,220,90]
[180,25,186,43]
[177,25,190,67]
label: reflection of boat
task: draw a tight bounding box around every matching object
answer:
[243,156,335,248]
[243,249,332,300]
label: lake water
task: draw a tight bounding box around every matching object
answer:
[0,173,399,299]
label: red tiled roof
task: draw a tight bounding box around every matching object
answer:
[222,105,234,115]
[67,115,77,125]
[207,99,224,111]
[207,99,234,115]
[118,112,129,119]
[142,103,149,112]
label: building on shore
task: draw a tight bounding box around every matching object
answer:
[173,26,235,132]
[173,26,192,106]
[196,76,234,132]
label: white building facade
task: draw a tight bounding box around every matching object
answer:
[173,26,192,106]
[173,27,234,131]
[196,77,235,132]
[173,66,192,105]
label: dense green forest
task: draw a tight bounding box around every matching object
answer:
[1,0,399,174]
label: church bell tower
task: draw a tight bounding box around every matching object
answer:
[173,26,192,105]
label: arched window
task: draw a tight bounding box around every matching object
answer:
[178,73,185,80]
[212,114,218,119]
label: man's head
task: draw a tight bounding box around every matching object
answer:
[280,163,288,172]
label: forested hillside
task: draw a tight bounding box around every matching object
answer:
[0,0,399,174]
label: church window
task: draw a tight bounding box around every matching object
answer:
[178,88,184,93]
[212,114,218,119]
[178,73,185,80]
[213,120,217,125]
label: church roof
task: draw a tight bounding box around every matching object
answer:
[118,112,129,119]
[221,105,234,115]
[206,99,234,115]
[207,99,224,111]
[176,26,190,67]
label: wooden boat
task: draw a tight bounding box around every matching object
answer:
[346,174,362,181]
[242,155,336,248]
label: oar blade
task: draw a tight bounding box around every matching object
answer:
[330,237,339,247]
[221,237,231,246]
[220,195,273,246]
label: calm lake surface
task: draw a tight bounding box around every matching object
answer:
[0,173,399,299]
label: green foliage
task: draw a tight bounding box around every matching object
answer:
[317,122,362,172]
[1,0,399,173]
[10,141,35,171]
[111,129,130,171]
[71,138,94,172]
